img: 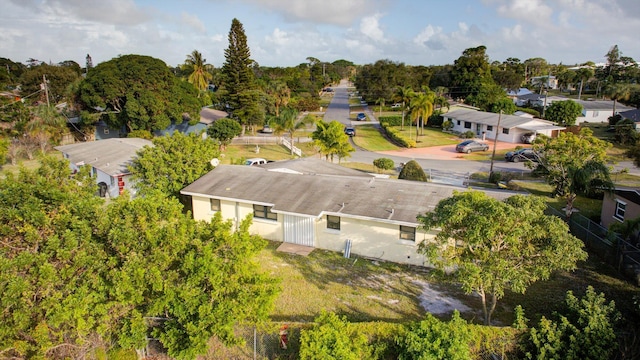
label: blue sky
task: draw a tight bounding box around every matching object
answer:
[2,0,639,69]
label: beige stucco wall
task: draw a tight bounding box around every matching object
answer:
[190,195,434,266]
[601,193,640,229]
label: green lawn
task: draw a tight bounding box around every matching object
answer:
[256,239,638,327]
[389,126,460,148]
[351,125,399,152]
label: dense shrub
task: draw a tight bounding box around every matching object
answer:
[460,130,475,139]
[299,311,373,360]
[379,121,416,148]
[396,311,472,360]
[379,116,403,126]
[521,286,619,360]
[427,111,444,127]
[398,160,427,182]
[373,157,395,172]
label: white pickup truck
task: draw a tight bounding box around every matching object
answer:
[245,158,267,166]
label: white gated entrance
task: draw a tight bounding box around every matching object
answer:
[283,214,315,247]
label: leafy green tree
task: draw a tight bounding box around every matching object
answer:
[523,286,619,360]
[575,67,595,100]
[398,160,427,182]
[532,128,613,217]
[311,120,354,162]
[544,100,583,125]
[0,157,107,359]
[627,140,640,167]
[467,81,516,114]
[129,132,219,198]
[207,118,242,150]
[373,157,395,172]
[0,156,279,359]
[221,18,258,126]
[299,311,373,360]
[183,50,213,92]
[605,83,635,117]
[266,80,291,116]
[418,192,587,325]
[19,63,80,104]
[0,57,26,88]
[450,46,492,100]
[613,118,640,145]
[78,54,202,132]
[396,311,472,360]
[97,196,280,359]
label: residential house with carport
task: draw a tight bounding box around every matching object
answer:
[443,108,565,143]
[180,158,515,266]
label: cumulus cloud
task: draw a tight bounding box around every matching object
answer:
[239,0,381,26]
[181,12,206,33]
[11,0,151,26]
[359,14,386,42]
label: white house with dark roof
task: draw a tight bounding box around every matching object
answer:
[443,109,565,143]
[619,108,640,131]
[180,158,516,266]
[55,138,152,198]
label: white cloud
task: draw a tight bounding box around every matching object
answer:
[359,14,387,42]
[265,28,290,46]
[181,12,206,33]
[239,0,380,26]
[413,25,442,46]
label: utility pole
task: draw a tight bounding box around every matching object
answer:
[488,110,502,178]
[43,74,50,107]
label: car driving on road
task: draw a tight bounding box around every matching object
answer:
[344,127,356,137]
[455,140,489,154]
[505,148,539,162]
[356,113,366,121]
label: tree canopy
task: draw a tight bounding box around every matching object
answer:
[206,118,242,150]
[77,54,203,132]
[532,128,613,217]
[129,132,219,199]
[0,156,279,359]
[398,160,427,181]
[544,100,583,126]
[418,191,587,325]
[19,63,80,105]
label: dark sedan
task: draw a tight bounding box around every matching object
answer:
[505,148,539,162]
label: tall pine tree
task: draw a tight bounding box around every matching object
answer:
[221,18,263,130]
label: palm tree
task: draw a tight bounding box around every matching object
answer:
[183,50,213,92]
[575,67,594,100]
[393,86,414,130]
[271,108,311,155]
[410,92,434,138]
[267,81,291,117]
[605,83,633,118]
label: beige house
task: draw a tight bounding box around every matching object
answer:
[601,188,640,229]
[181,158,514,266]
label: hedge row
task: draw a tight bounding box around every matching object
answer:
[379,118,416,148]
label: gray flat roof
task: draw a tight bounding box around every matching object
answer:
[181,161,516,225]
[444,109,557,129]
[55,138,152,176]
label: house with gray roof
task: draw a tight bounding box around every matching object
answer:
[619,109,640,131]
[55,138,152,198]
[574,99,635,124]
[180,158,516,266]
[443,109,565,144]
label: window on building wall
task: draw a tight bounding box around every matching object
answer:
[593,111,599,117]
[457,120,461,126]
[104,128,109,134]
[399,225,416,241]
[210,198,221,212]
[327,215,340,230]
[253,204,277,220]
[614,200,626,221]
[502,128,510,134]
[464,121,472,129]
[487,125,493,131]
